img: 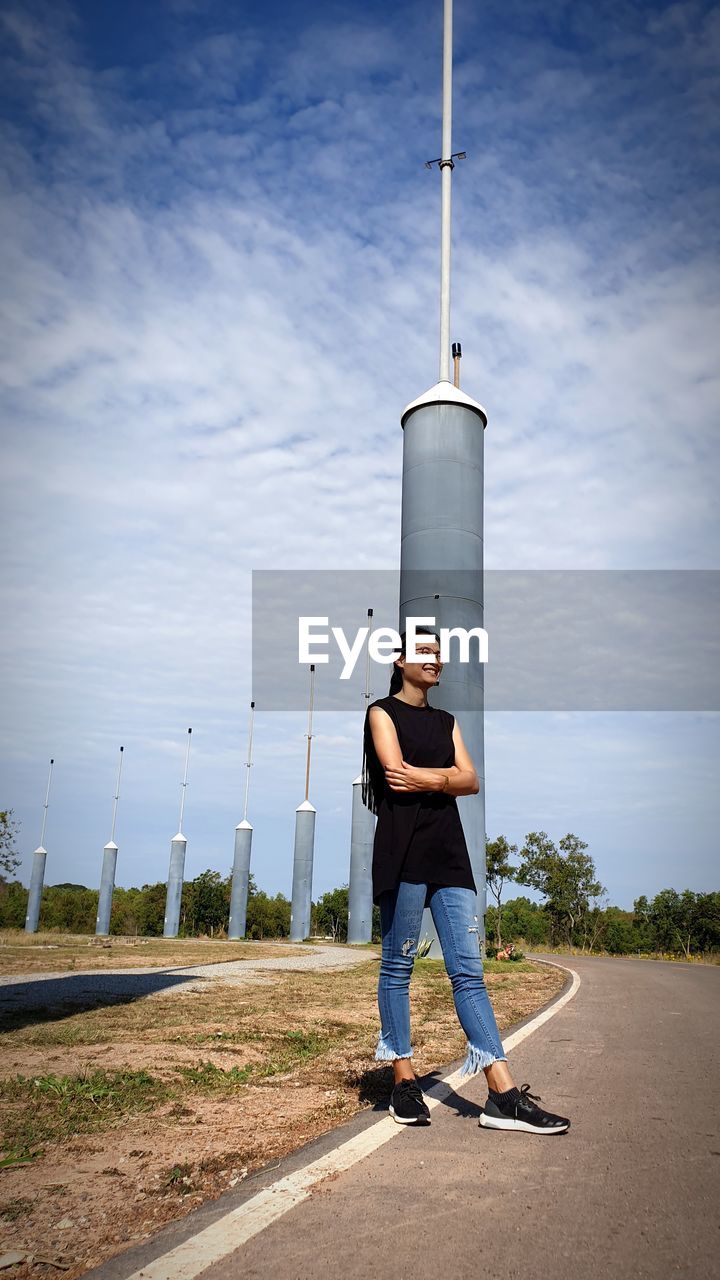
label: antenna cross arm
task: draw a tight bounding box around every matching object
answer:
[424,150,466,170]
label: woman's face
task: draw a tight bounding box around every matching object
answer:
[396,637,443,689]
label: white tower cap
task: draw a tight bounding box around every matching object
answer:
[401,379,487,429]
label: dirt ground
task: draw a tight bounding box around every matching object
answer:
[0,948,564,1278]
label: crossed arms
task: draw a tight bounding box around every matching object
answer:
[367,705,480,798]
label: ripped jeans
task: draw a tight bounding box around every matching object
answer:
[376,880,508,1077]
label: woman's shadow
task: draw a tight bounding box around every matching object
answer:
[351,1062,484,1120]
[0,967,206,1033]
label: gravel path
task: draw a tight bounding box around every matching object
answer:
[0,944,380,1014]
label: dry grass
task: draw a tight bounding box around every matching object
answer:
[0,950,565,1279]
[528,942,720,965]
[0,931,308,976]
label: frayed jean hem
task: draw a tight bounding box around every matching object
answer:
[458,1041,508,1077]
[375,1031,414,1061]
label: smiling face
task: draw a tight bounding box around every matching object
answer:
[394,634,442,692]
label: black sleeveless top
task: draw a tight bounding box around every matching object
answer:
[362,694,477,905]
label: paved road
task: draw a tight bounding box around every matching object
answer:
[89,953,719,1280]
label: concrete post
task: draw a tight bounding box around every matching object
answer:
[163,832,187,938]
[347,776,375,943]
[24,847,47,933]
[290,800,316,941]
[228,820,253,940]
[96,841,118,936]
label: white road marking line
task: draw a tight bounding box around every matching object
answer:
[127,962,580,1280]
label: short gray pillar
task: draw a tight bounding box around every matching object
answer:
[290,800,316,942]
[24,846,47,933]
[96,840,118,936]
[164,831,187,938]
[348,776,375,943]
[228,820,253,940]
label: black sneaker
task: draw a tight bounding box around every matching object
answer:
[388,1078,431,1125]
[479,1083,570,1135]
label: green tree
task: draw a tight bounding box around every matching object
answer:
[632,894,654,952]
[676,890,702,959]
[485,835,519,949]
[516,831,605,947]
[315,886,349,941]
[41,885,98,933]
[185,870,230,936]
[694,892,720,953]
[648,888,714,958]
[602,906,636,954]
[134,883,167,937]
[109,886,144,936]
[245,887,291,939]
[0,879,28,928]
[0,809,21,882]
[648,888,684,953]
[269,892,291,937]
[485,895,550,947]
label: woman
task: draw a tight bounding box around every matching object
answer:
[361,628,570,1135]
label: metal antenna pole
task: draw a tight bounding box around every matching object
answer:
[347,608,376,946]
[178,728,192,830]
[242,701,255,822]
[357,607,374,770]
[229,703,255,941]
[110,746,124,844]
[291,668,317,942]
[363,608,373,707]
[303,665,315,803]
[439,0,454,382]
[39,758,54,849]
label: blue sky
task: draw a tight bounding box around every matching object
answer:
[2,0,718,911]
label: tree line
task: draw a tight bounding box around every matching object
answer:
[1,811,717,956]
[485,832,719,957]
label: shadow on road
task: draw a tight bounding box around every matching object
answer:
[340,1059,481,1121]
[0,968,207,1031]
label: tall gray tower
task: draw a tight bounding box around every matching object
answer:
[398,0,488,958]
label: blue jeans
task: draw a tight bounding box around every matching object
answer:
[376,881,508,1077]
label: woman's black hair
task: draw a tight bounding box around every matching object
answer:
[360,628,440,814]
[387,628,440,695]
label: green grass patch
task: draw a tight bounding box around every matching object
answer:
[283,1028,333,1057]
[176,1061,255,1090]
[254,1027,339,1075]
[175,1027,345,1092]
[0,1068,177,1156]
[1,1025,356,1154]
